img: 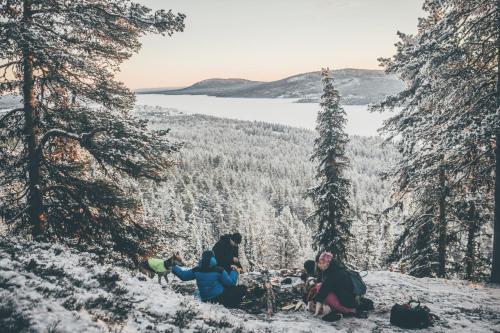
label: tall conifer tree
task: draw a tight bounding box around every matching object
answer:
[308,68,352,260]
[374,0,498,280]
[0,0,185,257]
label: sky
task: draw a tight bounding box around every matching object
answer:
[119,0,424,89]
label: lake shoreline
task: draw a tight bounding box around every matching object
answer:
[135,94,390,137]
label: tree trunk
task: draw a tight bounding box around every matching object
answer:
[465,202,477,280]
[415,212,433,277]
[492,0,500,284]
[22,0,44,238]
[437,166,447,278]
[263,272,276,317]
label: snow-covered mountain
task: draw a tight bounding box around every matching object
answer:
[2,237,499,332]
[140,69,405,105]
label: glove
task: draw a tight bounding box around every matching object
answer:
[231,265,243,274]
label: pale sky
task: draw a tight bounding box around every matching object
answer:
[119,0,424,89]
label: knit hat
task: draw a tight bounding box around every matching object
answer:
[318,252,333,266]
[230,232,242,244]
[199,250,217,269]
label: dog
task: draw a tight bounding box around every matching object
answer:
[138,252,185,284]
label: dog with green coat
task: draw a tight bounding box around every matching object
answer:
[139,252,185,284]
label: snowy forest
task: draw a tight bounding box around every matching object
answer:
[135,106,400,271]
[0,0,500,332]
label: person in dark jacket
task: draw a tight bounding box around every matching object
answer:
[311,252,371,321]
[301,259,318,304]
[212,232,242,272]
[172,250,246,308]
[314,252,356,310]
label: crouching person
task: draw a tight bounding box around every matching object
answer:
[172,250,247,308]
[312,252,368,321]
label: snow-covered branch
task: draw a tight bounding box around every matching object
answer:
[0,107,23,126]
[38,128,106,150]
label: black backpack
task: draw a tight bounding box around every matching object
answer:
[337,263,367,307]
[390,300,436,329]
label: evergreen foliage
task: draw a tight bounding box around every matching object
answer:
[0,0,185,258]
[307,69,352,261]
[373,0,498,280]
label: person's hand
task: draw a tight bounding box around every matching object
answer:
[230,265,243,274]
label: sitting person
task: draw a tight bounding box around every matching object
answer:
[301,259,318,303]
[310,252,367,321]
[172,250,247,308]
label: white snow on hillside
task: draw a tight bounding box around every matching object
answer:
[1,237,499,333]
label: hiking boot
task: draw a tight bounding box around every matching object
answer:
[359,297,374,311]
[354,310,369,319]
[322,312,343,322]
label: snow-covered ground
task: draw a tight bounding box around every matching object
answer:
[1,237,499,333]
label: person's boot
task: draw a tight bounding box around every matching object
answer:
[322,312,343,322]
[354,310,369,319]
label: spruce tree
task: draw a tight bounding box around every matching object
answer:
[493,0,500,284]
[0,0,185,258]
[374,0,498,280]
[308,68,352,260]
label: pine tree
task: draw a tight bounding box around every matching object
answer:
[276,206,301,268]
[308,68,352,260]
[492,0,500,284]
[0,1,185,258]
[373,0,498,280]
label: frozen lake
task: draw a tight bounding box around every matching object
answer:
[136,94,392,137]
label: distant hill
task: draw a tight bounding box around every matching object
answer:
[140,69,405,105]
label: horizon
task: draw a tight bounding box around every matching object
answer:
[119,0,424,90]
[133,67,391,91]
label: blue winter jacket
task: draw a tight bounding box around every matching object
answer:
[172,265,238,301]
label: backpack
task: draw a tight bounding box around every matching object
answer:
[347,269,367,297]
[330,263,367,308]
[390,300,436,329]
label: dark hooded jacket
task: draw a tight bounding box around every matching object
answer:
[314,260,355,308]
[212,234,239,270]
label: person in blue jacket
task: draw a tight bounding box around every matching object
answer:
[172,250,247,308]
